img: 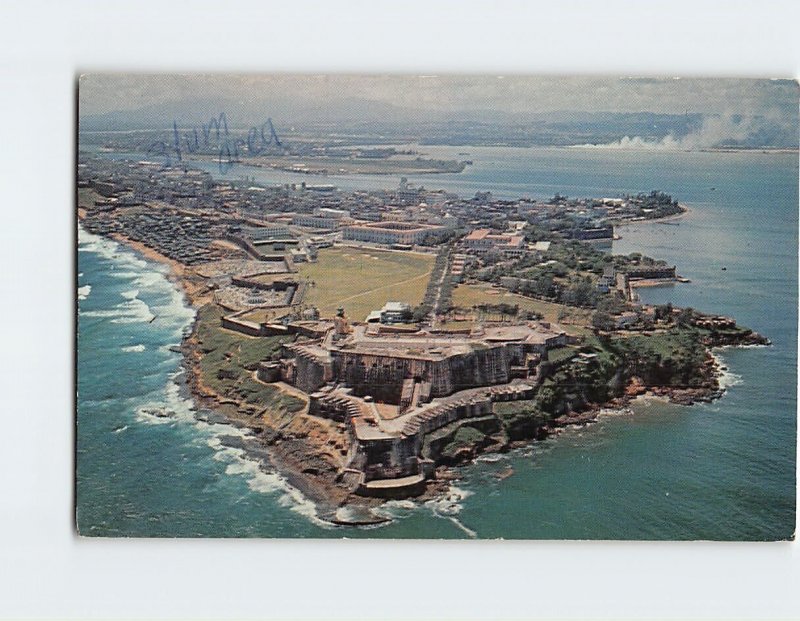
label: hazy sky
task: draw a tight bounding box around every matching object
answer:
[79,74,798,120]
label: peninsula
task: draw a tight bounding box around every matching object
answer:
[78,155,768,524]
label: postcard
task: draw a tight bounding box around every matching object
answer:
[76,74,797,539]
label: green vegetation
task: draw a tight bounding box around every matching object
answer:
[412,245,451,321]
[534,350,619,415]
[471,302,537,322]
[421,417,499,462]
[491,327,714,436]
[437,426,489,462]
[472,226,674,312]
[297,247,435,321]
[494,400,550,440]
[626,190,683,220]
[451,283,593,333]
[194,304,304,414]
[546,345,579,365]
[610,329,711,388]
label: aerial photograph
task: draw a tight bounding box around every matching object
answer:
[76,74,797,539]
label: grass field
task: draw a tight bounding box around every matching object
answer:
[451,283,593,335]
[297,247,435,321]
[238,306,294,323]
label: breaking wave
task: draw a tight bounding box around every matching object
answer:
[121,344,146,353]
[135,375,329,527]
[425,484,477,538]
[712,351,743,390]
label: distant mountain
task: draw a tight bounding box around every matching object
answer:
[79,97,797,149]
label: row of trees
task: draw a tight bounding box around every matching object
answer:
[412,245,453,322]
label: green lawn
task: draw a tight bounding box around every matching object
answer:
[547,345,580,364]
[297,247,435,321]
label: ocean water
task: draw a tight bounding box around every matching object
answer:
[77,147,797,539]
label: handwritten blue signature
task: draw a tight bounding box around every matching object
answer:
[147,113,282,173]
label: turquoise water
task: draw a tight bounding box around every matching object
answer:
[77,147,797,539]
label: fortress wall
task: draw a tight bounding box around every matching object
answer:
[626,265,677,280]
[348,379,539,487]
[222,234,266,261]
[220,315,263,337]
[294,351,332,394]
[358,435,421,482]
[334,352,430,404]
[331,343,517,403]
[444,346,510,394]
[256,362,281,383]
[290,280,307,305]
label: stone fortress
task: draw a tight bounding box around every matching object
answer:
[259,308,570,497]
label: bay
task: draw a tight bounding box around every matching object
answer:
[77,146,797,539]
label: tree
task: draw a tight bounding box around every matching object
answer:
[676,307,695,328]
[412,305,430,323]
[654,303,674,322]
[592,311,616,332]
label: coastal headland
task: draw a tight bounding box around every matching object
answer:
[78,159,769,525]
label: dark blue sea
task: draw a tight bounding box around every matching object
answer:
[77,146,797,539]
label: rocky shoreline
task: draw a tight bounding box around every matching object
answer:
[80,216,770,527]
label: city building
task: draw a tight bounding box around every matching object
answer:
[342,221,446,245]
[462,228,526,257]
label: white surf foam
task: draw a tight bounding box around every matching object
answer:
[135,272,167,289]
[448,516,477,538]
[135,407,173,425]
[151,285,194,339]
[121,344,146,353]
[79,224,195,337]
[475,453,508,464]
[110,270,142,281]
[77,284,92,301]
[81,224,324,527]
[138,375,330,527]
[372,498,419,522]
[81,288,156,325]
[79,225,152,275]
[424,484,477,538]
[110,297,156,324]
[596,405,635,418]
[425,484,473,517]
[712,351,743,390]
[78,227,120,258]
[205,434,329,526]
